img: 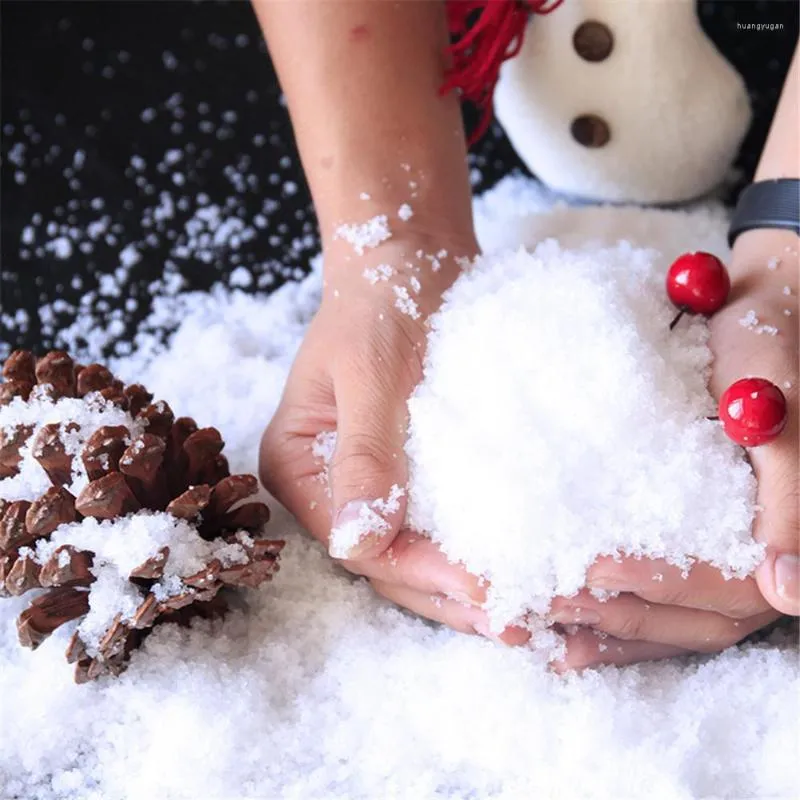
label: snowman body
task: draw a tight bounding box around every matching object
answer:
[494,0,752,204]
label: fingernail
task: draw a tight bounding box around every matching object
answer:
[587,575,637,593]
[549,607,602,626]
[774,554,800,607]
[473,618,501,639]
[473,619,508,644]
[444,590,483,608]
[329,499,391,559]
[473,619,530,646]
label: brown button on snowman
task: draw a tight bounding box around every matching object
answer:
[494,0,752,204]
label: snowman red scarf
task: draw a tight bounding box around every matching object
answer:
[444,0,563,143]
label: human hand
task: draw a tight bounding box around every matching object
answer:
[552,233,799,672]
[260,232,531,645]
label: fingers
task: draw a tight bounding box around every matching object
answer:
[750,373,798,615]
[327,355,412,561]
[259,369,338,545]
[750,417,800,614]
[259,423,332,543]
[586,556,773,619]
[340,530,487,606]
[369,578,530,646]
[262,354,412,560]
[549,590,778,653]
[551,628,690,673]
[260,312,420,562]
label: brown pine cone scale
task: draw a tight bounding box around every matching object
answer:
[18,587,91,649]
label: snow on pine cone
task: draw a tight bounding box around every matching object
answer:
[0,350,284,683]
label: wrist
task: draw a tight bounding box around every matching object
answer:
[320,183,479,285]
[323,218,478,264]
[315,150,477,249]
[321,231,479,316]
[729,228,799,301]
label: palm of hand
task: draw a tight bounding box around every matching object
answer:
[260,240,527,642]
[550,282,797,671]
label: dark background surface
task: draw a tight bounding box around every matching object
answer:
[1,0,798,359]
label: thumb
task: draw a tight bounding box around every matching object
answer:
[752,441,799,616]
[751,384,799,615]
[707,309,798,615]
[327,371,409,561]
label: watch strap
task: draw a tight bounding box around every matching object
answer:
[728,179,800,247]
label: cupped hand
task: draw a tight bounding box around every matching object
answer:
[553,241,799,672]
[259,233,529,644]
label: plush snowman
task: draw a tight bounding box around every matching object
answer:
[494,0,752,204]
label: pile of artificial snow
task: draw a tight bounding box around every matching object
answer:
[0,177,797,799]
[406,241,759,630]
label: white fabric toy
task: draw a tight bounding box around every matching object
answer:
[494,0,752,204]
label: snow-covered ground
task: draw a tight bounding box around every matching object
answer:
[1,178,797,799]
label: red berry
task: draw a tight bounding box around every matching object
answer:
[719,378,788,447]
[666,252,730,317]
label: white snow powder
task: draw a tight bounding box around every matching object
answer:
[334,215,391,256]
[328,484,405,558]
[738,309,780,336]
[31,513,249,654]
[362,264,394,285]
[0,176,796,800]
[393,285,421,320]
[311,430,337,465]
[46,236,73,259]
[398,203,413,222]
[406,242,761,630]
[228,266,253,289]
[328,502,391,558]
[311,429,337,497]
[119,244,141,268]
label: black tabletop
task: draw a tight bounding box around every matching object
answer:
[1,0,797,361]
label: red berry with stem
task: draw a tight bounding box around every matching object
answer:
[719,378,788,447]
[666,252,731,329]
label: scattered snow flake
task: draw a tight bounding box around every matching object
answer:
[398,203,413,222]
[362,264,394,285]
[393,286,421,320]
[334,215,391,256]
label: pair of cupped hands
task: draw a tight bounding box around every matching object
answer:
[260,227,799,671]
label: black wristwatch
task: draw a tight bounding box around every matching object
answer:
[728,178,800,247]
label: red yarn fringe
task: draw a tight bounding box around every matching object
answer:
[443,0,563,144]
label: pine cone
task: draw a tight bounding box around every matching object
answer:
[0,350,284,683]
